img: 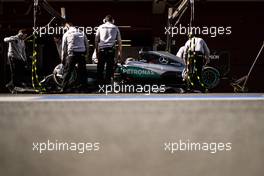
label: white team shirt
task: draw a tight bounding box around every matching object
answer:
[95,22,121,49]
[61,27,89,60]
[184,37,210,57]
[4,35,27,61]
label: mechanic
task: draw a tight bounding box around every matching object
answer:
[184,34,210,63]
[60,21,89,93]
[4,29,28,93]
[95,15,122,85]
[184,34,210,91]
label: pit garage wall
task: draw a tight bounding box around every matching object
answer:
[0,1,264,92]
[196,2,264,92]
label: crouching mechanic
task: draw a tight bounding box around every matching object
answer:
[95,15,122,85]
[184,34,210,91]
[61,21,89,93]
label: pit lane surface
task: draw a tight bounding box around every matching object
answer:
[0,93,264,176]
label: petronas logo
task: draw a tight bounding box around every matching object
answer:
[123,68,155,75]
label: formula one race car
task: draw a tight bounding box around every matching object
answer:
[115,51,185,86]
[114,50,221,90]
[41,50,221,93]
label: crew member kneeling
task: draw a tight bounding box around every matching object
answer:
[61,21,89,93]
[95,15,122,85]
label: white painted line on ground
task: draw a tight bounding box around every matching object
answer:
[0,96,38,102]
[0,94,264,102]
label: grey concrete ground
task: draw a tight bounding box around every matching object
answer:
[0,94,264,176]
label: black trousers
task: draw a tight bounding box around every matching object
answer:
[97,47,115,85]
[62,52,87,90]
[186,52,205,91]
[6,56,27,88]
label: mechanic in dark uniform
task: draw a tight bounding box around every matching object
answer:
[4,29,28,93]
[95,15,122,85]
[61,21,89,93]
[184,34,210,91]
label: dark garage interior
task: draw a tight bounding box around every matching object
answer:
[0,0,264,92]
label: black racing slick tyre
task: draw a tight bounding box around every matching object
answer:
[201,67,220,89]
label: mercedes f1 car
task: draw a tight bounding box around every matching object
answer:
[40,50,221,93]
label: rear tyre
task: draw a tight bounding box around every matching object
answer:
[201,67,220,89]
